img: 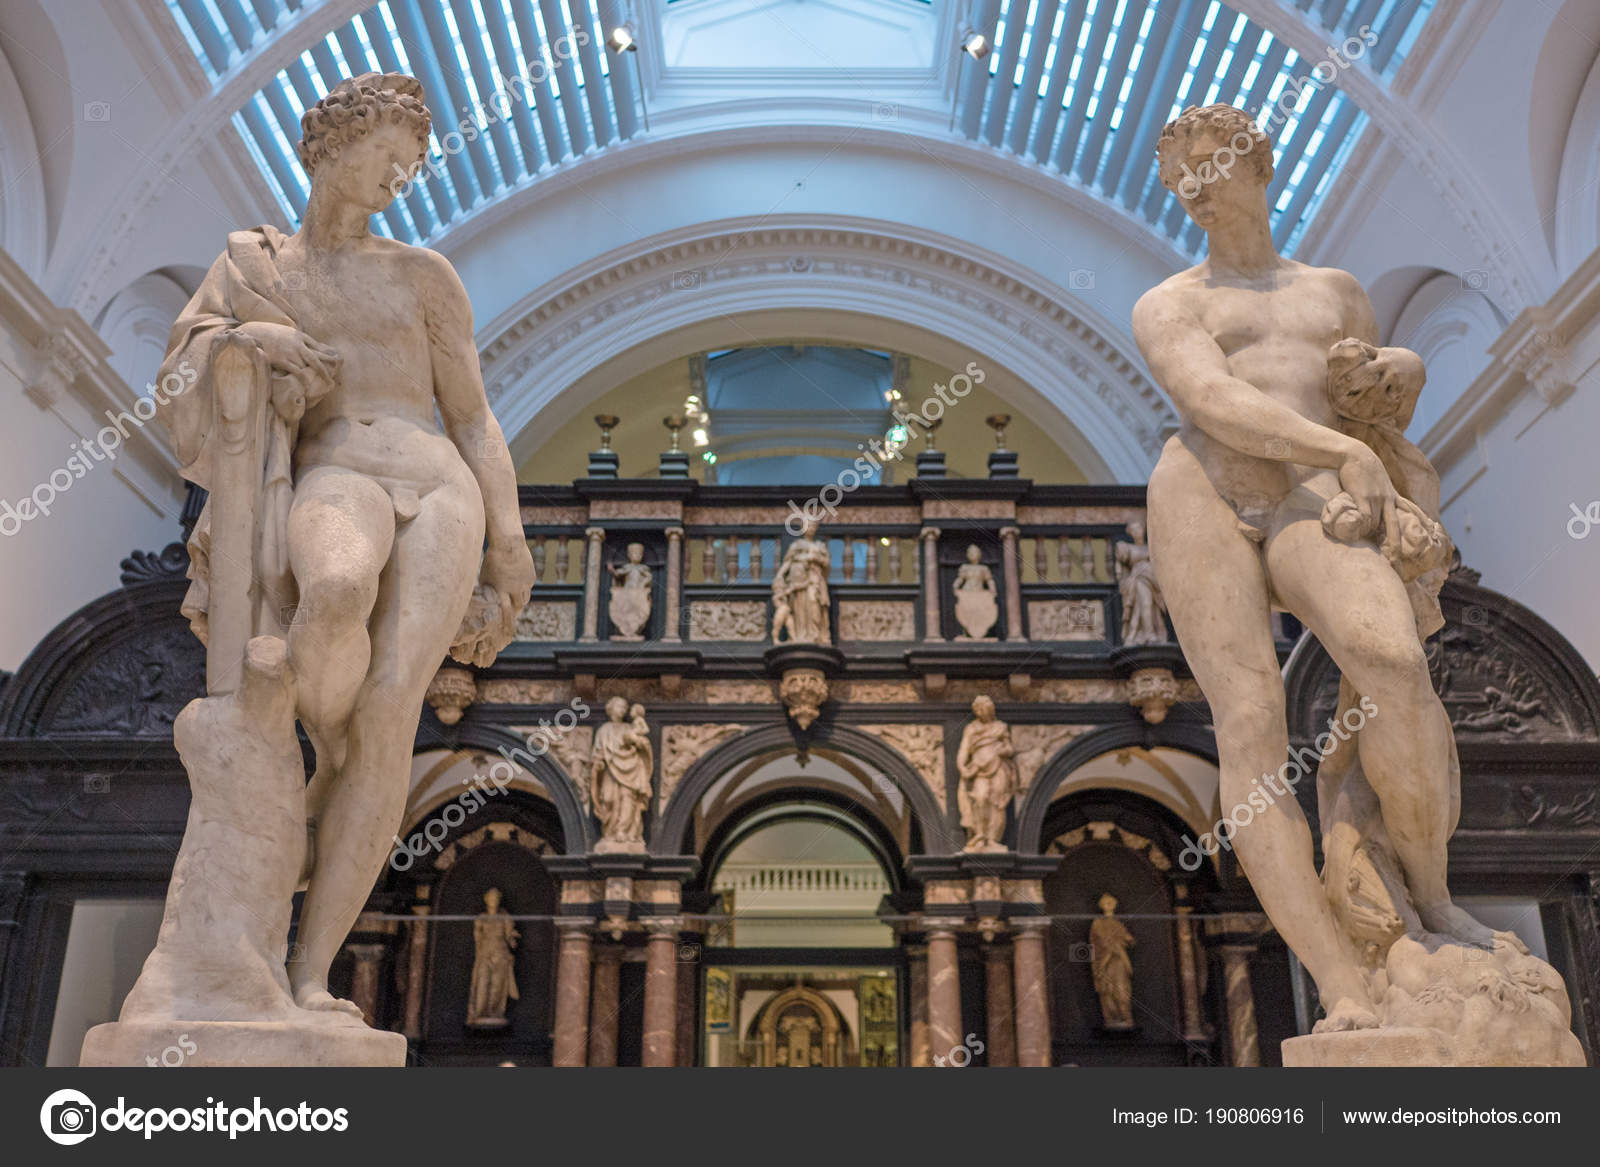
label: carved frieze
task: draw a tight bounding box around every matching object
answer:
[860,723,946,811]
[837,600,916,641]
[590,499,682,521]
[476,679,575,705]
[1010,725,1090,798]
[689,600,768,642]
[836,681,920,705]
[1016,506,1146,527]
[705,680,778,704]
[519,505,587,526]
[514,600,576,642]
[49,624,204,735]
[1027,598,1105,641]
[659,724,745,810]
[1033,678,1126,704]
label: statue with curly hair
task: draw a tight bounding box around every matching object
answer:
[1130,104,1581,1065]
[83,73,533,1065]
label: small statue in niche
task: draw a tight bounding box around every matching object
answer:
[1115,520,1167,645]
[955,695,1016,852]
[771,520,832,644]
[952,544,998,640]
[607,542,653,641]
[1089,892,1135,1030]
[466,887,519,1028]
[590,697,654,852]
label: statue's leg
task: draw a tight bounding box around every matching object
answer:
[1147,452,1375,1021]
[287,467,396,821]
[290,472,485,1013]
[1265,512,1490,947]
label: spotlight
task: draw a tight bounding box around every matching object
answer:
[692,427,708,446]
[607,24,637,53]
[960,29,990,60]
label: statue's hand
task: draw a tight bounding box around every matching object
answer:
[482,539,535,627]
[235,322,340,422]
[1335,443,1400,559]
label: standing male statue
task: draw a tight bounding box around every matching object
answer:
[1132,104,1580,1064]
[82,73,533,1065]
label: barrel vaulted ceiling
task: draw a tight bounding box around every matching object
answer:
[163,0,1436,256]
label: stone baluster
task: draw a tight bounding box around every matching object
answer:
[1011,918,1052,1067]
[925,921,963,1064]
[750,536,763,583]
[553,919,593,1066]
[1033,537,1048,582]
[1000,526,1026,641]
[556,534,571,582]
[1057,535,1071,583]
[1078,536,1094,582]
[702,538,715,583]
[662,527,684,643]
[642,918,681,1066]
[533,535,547,583]
[866,537,879,582]
[843,536,856,582]
[984,938,1017,1067]
[889,537,902,581]
[587,944,622,1066]
[579,527,605,642]
[920,527,942,642]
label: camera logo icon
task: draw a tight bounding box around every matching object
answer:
[40,1088,97,1145]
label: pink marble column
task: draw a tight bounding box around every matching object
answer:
[999,526,1026,640]
[1174,890,1208,1041]
[906,943,931,1067]
[984,939,1017,1067]
[925,923,963,1064]
[587,945,622,1067]
[919,526,942,641]
[675,936,700,1067]
[580,526,605,642]
[552,920,593,1066]
[402,902,430,1039]
[642,918,680,1067]
[1011,919,1052,1067]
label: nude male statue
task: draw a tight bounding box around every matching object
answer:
[158,73,533,1018]
[1131,104,1491,1031]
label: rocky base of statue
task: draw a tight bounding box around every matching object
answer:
[1293,708,1585,1067]
[79,637,405,1067]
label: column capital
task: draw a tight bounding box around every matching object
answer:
[923,918,965,937]
[585,525,606,541]
[919,525,941,541]
[554,916,596,936]
[665,526,684,539]
[999,525,1021,539]
[1010,915,1051,936]
[343,942,387,962]
[641,916,684,936]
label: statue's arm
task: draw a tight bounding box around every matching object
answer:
[1130,286,1359,471]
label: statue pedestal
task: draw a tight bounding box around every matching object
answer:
[1283,1025,1584,1067]
[81,1019,407,1067]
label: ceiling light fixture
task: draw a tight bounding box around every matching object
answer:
[960,29,991,60]
[607,24,637,53]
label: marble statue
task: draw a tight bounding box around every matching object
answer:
[81,73,534,1067]
[955,696,1016,852]
[1089,893,1135,1030]
[1131,104,1581,1065]
[1114,520,1166,645]
[607,542,652,641]
[952,544,998,639]
[772,519,831,644]
[590,697,654,852]
[466,888,520,1028]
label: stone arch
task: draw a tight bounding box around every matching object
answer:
[1554,46,1600,274]
[1014,722,1218,856]
[751,984,849,1068]
[424,722,594,855]
[652,722,960,858]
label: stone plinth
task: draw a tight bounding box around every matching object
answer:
[81,1019,406,1068]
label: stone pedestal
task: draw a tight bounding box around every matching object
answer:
[81,1019,406,1067]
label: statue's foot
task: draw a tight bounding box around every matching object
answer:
[294,984,365,1020]
[1417,901,1496,949]
[1493,928,1530,956]
[1313,997,1381,1034]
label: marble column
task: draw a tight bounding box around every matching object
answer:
[675,934,700,1067]
[925,923,963,1064]
[587,944,622,1067]
[906,943,932,1067]
[662,526,684,643]
[1221,944,1262,1067]
[999,526,1026,641]
[345,943,386,1027]
[580,525,605,642]
[642,918,680,1067]
[919,526,942,641]
[1011,919,1052,1067]
[552,920,593,1066]
[402,901,430,1039]
[983,939,1017,1067]
[1174,890,1208,1041]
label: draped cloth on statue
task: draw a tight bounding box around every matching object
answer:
[955,719,1013,832]
[156,225,306,645]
